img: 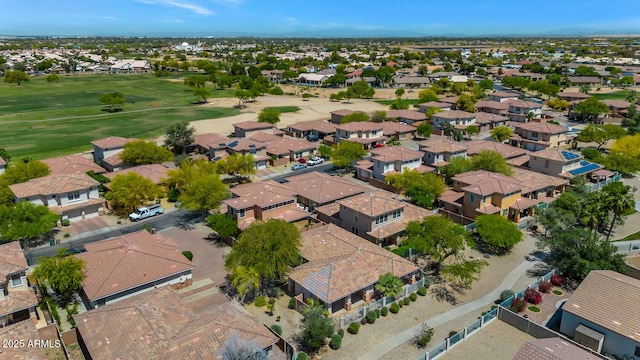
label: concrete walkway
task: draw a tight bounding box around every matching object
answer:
[358,260,537,360]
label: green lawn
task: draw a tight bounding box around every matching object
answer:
[0,73,238,159]
[615,228,640,242]
[591,90,634,101]
[263,106,300,113]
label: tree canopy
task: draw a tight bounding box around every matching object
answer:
[206,213,238,239]
[416,123,432,138]
[300,301,334,353]
[257,108,281,124]
[224,219,301,283]
[0,159,51,203]
[490,126,513,143]
[572,97,609,122]
[440,156,474,183]
[475,214,523,252]
[105,173,162,216]
[577,124,626,149]
[3,70,30,85]
[168,159,228,214]
[385,170,444,209]
[339,111,369,124]
[120,140,174,165]
[418,89,439,103]
[215,153,256,179]
[98,91,124,112]
[346,79,375,99]
[331,141,367,168]
[33,249,86,306]
[470,150,514,176]
[0,202,59,244]
[611,133,640,157]
[164,121,195,154]
[455,94,477,112]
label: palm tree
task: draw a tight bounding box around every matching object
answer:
[603,182,635,240]
[581,192,608,232]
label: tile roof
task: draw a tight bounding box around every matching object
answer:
[386,110,427,121]
[0,320,49,359]
[602,99,631,109]
[233,121,274,131]
[192,133,229,149]
[264,137,317,156]
[381,121,417,136]
[473,112,510,125]
[0,242,28,279]
[438,189,464,206]
[0,288,38,318]
[91,136,135,149]
[453,170,523,195]
[512,338,602,360]
[563,270,640,344]
[335,122,383,132]
[467,139,527,159]
[282,172,367,205]
[337,190,406,217]
[476,204,501,214]
[439,96,459,105]
[507,99,543,109]
[419,137,469,154]
[104,164,169,185]
[225,180,297,209]
[476,100,511,110]
[41,154,105,175]
[249,131,282,143]
[331,109,354,117]
[78,230,194,302]
[512,168,569,194]
[287,120,338,134]
[371,146,424,163]
[224,138,267,152]
[490,91,519,98]
[531,148,581,163]
[557,92,592,100]
[9,172,99,198]
[512,121,568,135]
[75,287,278,360]
[433,110,476,119]
[509,198,539,210]
[367,202,434,240]
[289,224,419,303]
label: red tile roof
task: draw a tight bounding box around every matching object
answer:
[473,112,509,125]
[283,172,367,205]
[453,170,523,196]
[433,110,476,119]
[287,120,338,134]
[0,242,28,279]
[75,287,278,360]
[225,180,297,209]
[42,154,105,175]
[331,109,354,117]
[419,137,469,154]
[91,136,135,149]
[0,320,49,359]
[9,172,99,198]
[512,121,567,135]
[335,122,383,132]
[264,137,317,156]
[381,121,417,137]
[467,139,527,159]
[192,133,229,149]
[78,230,194,302]
[233,121,274,131]
[337,190,406,217]
[249,131,282,143]
[104,164,169,185]
[371,146,423,162]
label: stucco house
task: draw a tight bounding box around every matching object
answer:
[334,122,386,149]
[528,148,602,179]
[385,110,427,125]
[77,230,194,309]
[381,121,417,140]
[509,121,570,151]
[488,91,519,103]
[42,154,106,176]
[370,146,425,181]
[281,171,367,211]
[286,120,337,140]
[9,172,103,222]
[560,270,640,359]
[0,242,39,327]
[432,110,476,130]
[418,137,468,167]
[417,101,452,114]
[233,121,280,138]
[330,109,354,124]
[507,100,543,122]
[288,224,420,315]
[91,136,136,171]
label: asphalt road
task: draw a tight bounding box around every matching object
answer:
[27,209,196,263]
[261,162,334,183]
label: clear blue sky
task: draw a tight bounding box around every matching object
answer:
[2,0,639,36]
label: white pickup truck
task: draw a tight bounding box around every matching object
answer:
[129,204,164,221]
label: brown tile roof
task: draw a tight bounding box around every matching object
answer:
[381,121,417,136]
[233,121,274,131]
[476,100,510,110]
[91,136,136,149]
[568,76,601,84]
[102,151,125,168]
[557,92,591,100]
[490,91,519,98]
[331,109,354,117]
[264,137,316,156]
[0,288,38,318]
[289,224,419,303]
[507,99,543,109]
[282,172,367,205]
[473,112,510,125]
[48,197,105,215]
[249,131,282,143]
[467,139,527,159]
[224,138,267,153]
[41,154,105,175]
[512,121,567,135]
[75,287,278,360]
[512,168,569,194]
[602,99,631,109]
[419,137,469,154]
[355,160,374,171]
[371,146,423,162]
[476,204,501,214]
[509,198,539,210]
[439,96,459,104]
[433,110,476,119]
[453,170,523,195]
[0,242,28,279]
[104,164,169,185]
[507,154,530,167]
[314,202,341,219]
[335,122,383,132]
[531,148,581,163]
[192,133,228,149]
[386,110,427,121]
[367,202,434,240]
[9,172,99,198]
[438,189,464,206]
[0,320,49,359]
[342,136,388,144]
[225,180,297,209]
[78,230,194,302]
[563,270,640,342]
[512,338,602,360]
[287,120,337,134]
[337,190,406,217]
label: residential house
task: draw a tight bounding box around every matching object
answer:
[467,139,529,164]
[233,121,280,138]
[334,122,386,149]
[513,168,568,202]
[381,121,416,140]
[0,156,5,175]
[560,270,640,359]
[369,146,428,181]
[330,109,355,124]
[419,137,469,167]
[512,338,603,360]
[386,110,427,125]
[77,230,194,309]
[476,100,510,115]
[432,110,476,130]
[439,96,460,107]
[392,76,430,88]
[488,91,519,102]
[285,120,337,140]
[103,164,170,188]
[474,112,509,130]
[223,180,311,230]
[557,92,592,102]
[190,132,229,158]
[602,99,632,116]
[509,121,570,151]
[417,101,452,113]
[9,173,103,222]
[297,73,330,86]
[567,76,602,86]
[0,320,61,359]
[528,148,602,179]
[75,287,285,360]
[218,137,270,169]
[0,242,38,327]
[288,224,420,315]
[42,154,106,176]
[280,172,367,211]
[91,136,136,171]
[263,137,317,164]
[507,100,543,122]
[315,190,434,245]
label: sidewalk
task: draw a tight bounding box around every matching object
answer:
[358,260,536,360]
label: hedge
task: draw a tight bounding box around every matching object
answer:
[330,334,342,350]
[296,352,308,360]
[255,296,266,307]
[348,322,360,334]
[410,293,417,301]
[380,306,388,316]
[337,329,345,338]
[417,286,427,296]
[403,298,411,306]
[366,311,377,324]
[182,250,193,261]
[288,297,295,309]
[390,302,400,314]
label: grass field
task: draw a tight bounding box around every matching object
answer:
[0,73,238,159]
[263,106,300,113]
[591,90,635,101]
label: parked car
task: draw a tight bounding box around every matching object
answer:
[307,157,324,166]
[292,163,307,171]
[297,158,307,163]
[129,204,164,221]
[374,143,385,148]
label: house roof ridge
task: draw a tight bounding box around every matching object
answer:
[87,250,129,299]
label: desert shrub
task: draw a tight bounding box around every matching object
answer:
[528,306,541,312]
[510,297,527,313]
[254,296,266,307]
[288,297,295,309]
[410,293,417,301]
[375,309,381,318]
[367,311,377,324]
[181,251,193,261]
[424,279,432,288]
[500,289,514,301]
[337,329,345,338]
[330,334,342,350]
[551,273,564,286]
[62,219,71,226]
[415,323,434,348]
[524,288,542,305]
[553,290,563,296]
[167,187,180,202]
[296,352,308,360]
[403,298,411,306]
[390,303,400,314]
[417,286,427,296]
[538,280,552,293]
[581,148,602,161]
[270,324,283,335]
[348,322,360,334]
[380,306,388,316]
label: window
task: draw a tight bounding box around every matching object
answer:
[10,274,22,287]
[503,209,508,216]
[355,216,358,222]
[635,346,640,357]
[239,209,245,218]
[545,160,549,168]
[482,196,487,204]
[469,193,476,202]
[67,191,80,201]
